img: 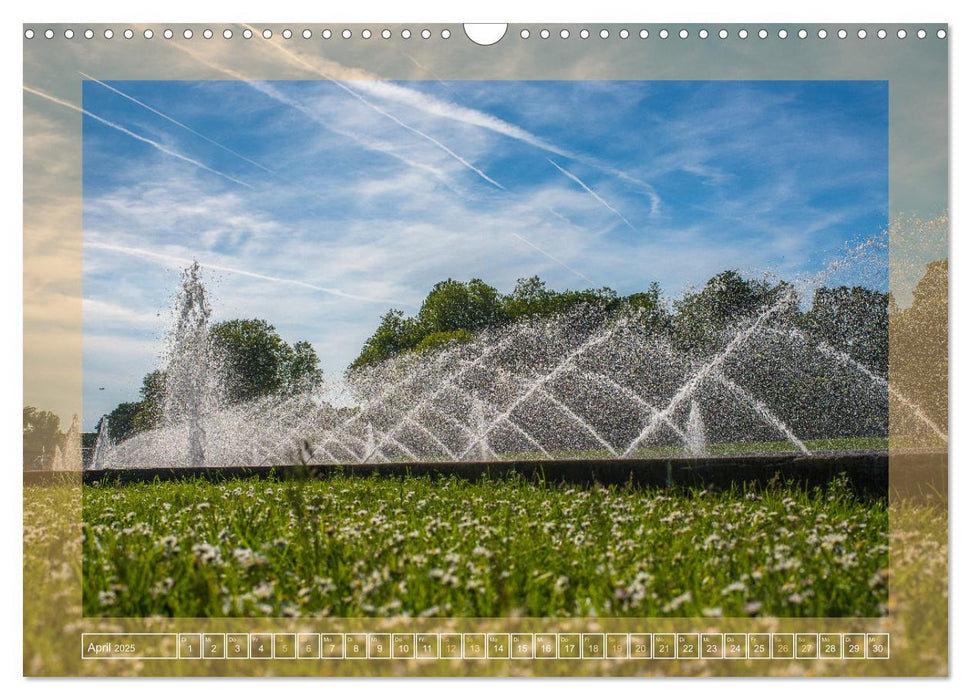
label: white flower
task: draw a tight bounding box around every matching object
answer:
[252,582,274,600]
[721,581,747,595]
[743,601,763,615]
[191,542,222,564]
[662,591,691,613]
[232,548,265,568]
[150,578,174,597]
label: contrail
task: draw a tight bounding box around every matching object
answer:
[24,85,252,189]
[547,158,637,232]
[86,240,416,307]
[343,78,662,215]
[331,81,505,190]
[169,43,465,195]
[170,42,598,286]
[181,36,661,214]
[239,30,505,191]
[246,79,465,196]
[509,233,598,286]
[78,72,274,174]
[604,168,662,217]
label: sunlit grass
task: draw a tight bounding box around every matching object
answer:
[82,475,888,618]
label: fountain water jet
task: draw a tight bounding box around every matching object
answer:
[90,415,111,470]
[684,401,707,457]
[98,235,918,470]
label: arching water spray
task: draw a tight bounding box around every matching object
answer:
[99,248,909,469]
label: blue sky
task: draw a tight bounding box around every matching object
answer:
[82,79,887,428]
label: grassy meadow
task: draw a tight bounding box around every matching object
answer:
[81,474,888,618]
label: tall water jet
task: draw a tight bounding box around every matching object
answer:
[472,399,491,462]
[65,414,81,470]
[363,423,376,462]
[684,401,707,457]
[50,445,63,471]
[164,262,217,468]
[91,415,111,470]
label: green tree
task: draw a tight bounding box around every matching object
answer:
[351,309,425,369]
[503,276,620,320]
[417,278,508,334]
[353,277,633,370]
[210,319,323,404]
[672,271,791,354]
[623,282,669,333]
[23,407,61,470]
[503,276,558,318]
[103,402,142,442]
[104,320,323,440]
[132,369,166,431]
[804,286,889,374]
[412,329,474,355]
[287,340,325,393]
[352,279,508,370]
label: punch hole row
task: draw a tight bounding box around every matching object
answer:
[517,27,945,41]
[23,27,455,41]
[24,26,947,41]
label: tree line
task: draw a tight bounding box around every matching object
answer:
[23,407,66,470]
[351,270,891,376]
[86,263,949,453]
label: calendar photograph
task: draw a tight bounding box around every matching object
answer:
[22,22,948,678]
[70,77,903,621]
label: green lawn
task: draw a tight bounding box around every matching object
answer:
[82,474,888,618]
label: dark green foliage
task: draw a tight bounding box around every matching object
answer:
[23,406,61,470]
[104,371,170,441]
[671,271,794,356]
[804,286,889,375]
[412,329,475,354]
[210,319,323,404]
[351,309,426,369]
[288,341,325,394]
[132,370,166,432]
[418,278,508,333]
[623,282,668,334]
[102,402,142,442]
[502,276,619,320]
[351,270,890,370]
[351,276,661,369]
[351,279,507,370]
